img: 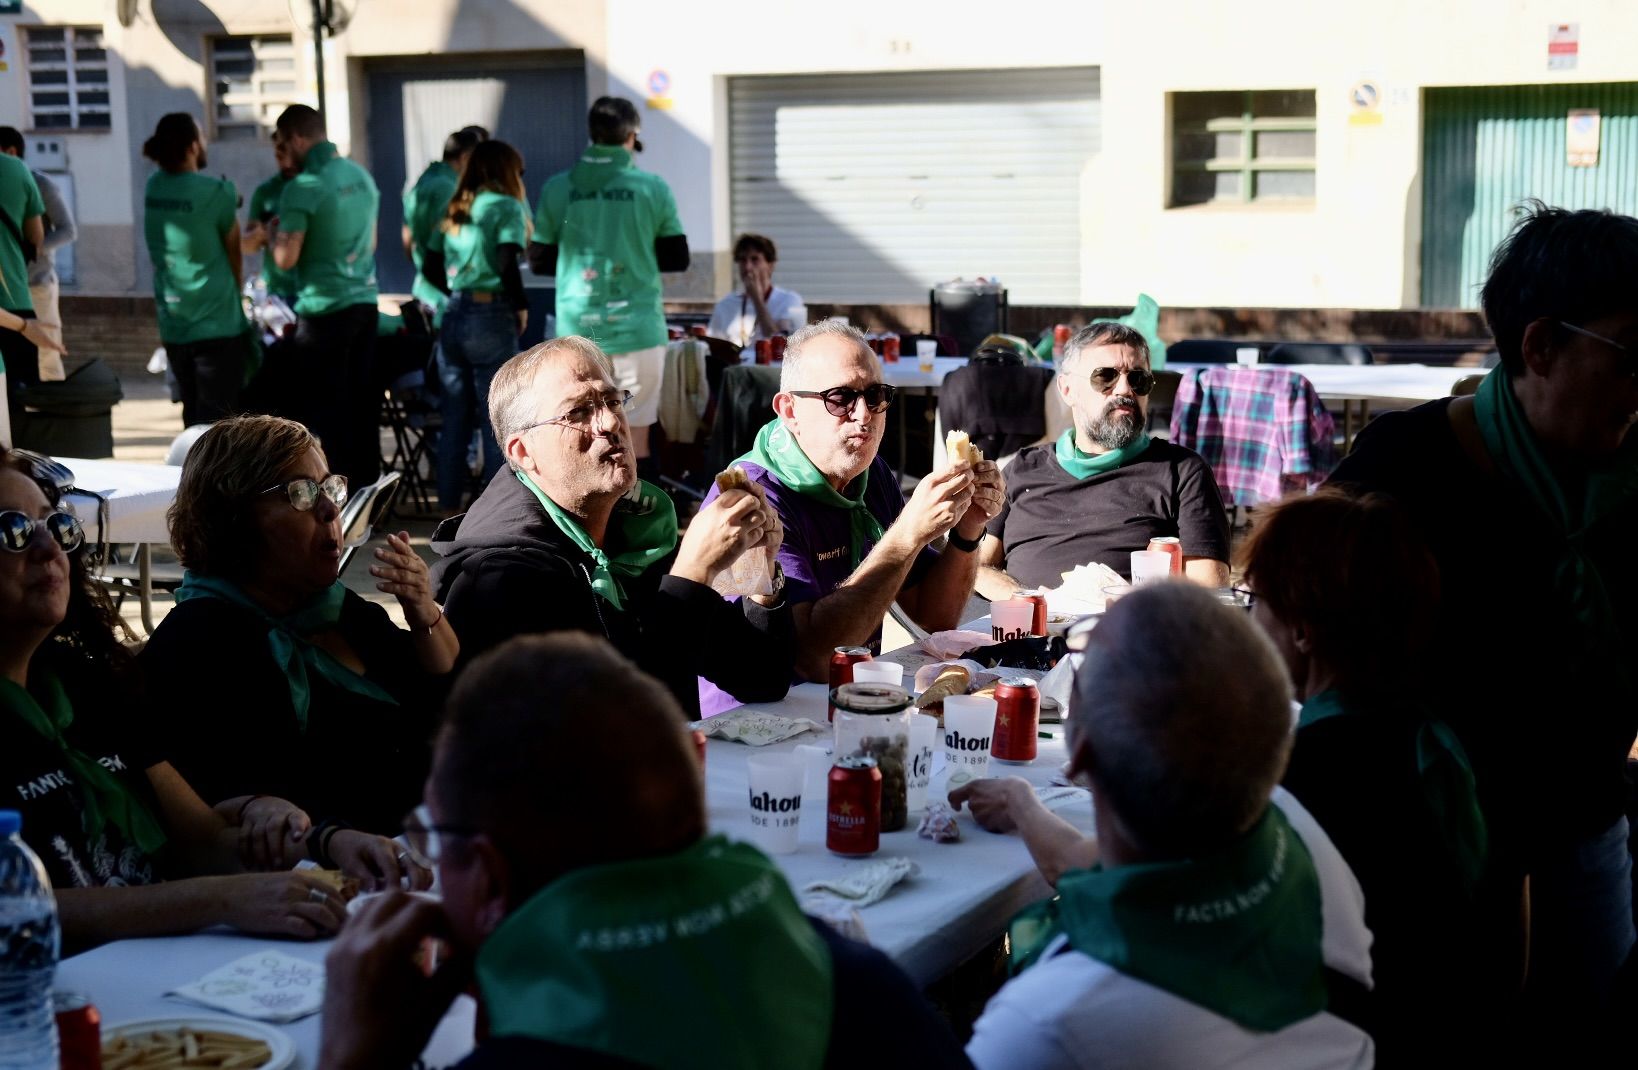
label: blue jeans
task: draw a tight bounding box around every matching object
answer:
[1528,815,1636,1012]
[436,293,518,511]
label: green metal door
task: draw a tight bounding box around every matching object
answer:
[1421,83,1638,308]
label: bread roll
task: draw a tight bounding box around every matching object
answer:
[915,663,971,712]
[945,429,984,467]
[715,465,752,493]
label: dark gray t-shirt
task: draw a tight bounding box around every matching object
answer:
[985,439,1230,586]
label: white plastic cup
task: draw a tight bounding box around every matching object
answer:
[1130,551,1172,586]
[991,598,1035,641]
[851,661,905,687]
[907,712,939,813]
[1235,346,1260,366]
[916,339,938,372]
[746,753,805,854]
[943,695,996,787]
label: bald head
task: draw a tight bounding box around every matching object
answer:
[433,633,704,900]
[779,318,874,393]
[1070,583,1293,859]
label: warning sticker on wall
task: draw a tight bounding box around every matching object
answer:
[1567,109,1600,167]
[1548,23,1578,71]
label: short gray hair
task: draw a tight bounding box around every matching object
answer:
[780,318,874,393]
[488,336,615,469]
[1070,582,1293,858]
[1062,321,1149,369]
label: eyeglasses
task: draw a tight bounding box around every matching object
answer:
[789,384,898,419]
[401,804,480,867]
[0,509,84,554]
[259,474,348,512]
[1559,321,1636,375]
[1083,366,1155,397]
[518,390,635,436]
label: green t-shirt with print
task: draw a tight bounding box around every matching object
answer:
[404,160,457,312]
[277,141,380,317]
[533,144,683,356]
[0,154,45,313]
[143,170,247,345]
[427,190,529,296]
[249,171,296,300]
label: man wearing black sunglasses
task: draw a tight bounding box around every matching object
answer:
[976,322,1229,599]
[702,319,1004,681]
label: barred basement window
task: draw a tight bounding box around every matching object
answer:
[209,35,298,141]
[25,27,112,132]
[1170,89,1316,206]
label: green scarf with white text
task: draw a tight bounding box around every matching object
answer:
[1054,428,1153,480]
[476,835,833,1069]
[739,419,883,568]
[0,667,168,854]
[516,472,678,611]
[1007,804,1325,1032]
[174,573,397,731]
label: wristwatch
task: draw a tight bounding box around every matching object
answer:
[946,529,983,553]
[767,560,786,598]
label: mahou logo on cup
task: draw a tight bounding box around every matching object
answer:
[945,728,992,759]
[750,790,801,829]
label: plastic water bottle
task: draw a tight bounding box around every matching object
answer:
[0,811,58,1069]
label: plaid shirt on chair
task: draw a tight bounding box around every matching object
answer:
[1169,366,1338,507]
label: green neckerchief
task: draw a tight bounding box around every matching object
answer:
[1299,688,1487,895]
[174,573,397,732]
[302,140,340,175]
[1008,805,1324,1032]
[1054,428,1153,481]
[0,667,168,854]
[1473,366,1638,668]
[516,472,679,612]
[476,835,833,1069]
[739,419,883,568]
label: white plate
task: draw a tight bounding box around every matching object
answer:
[102,1015,294,1070]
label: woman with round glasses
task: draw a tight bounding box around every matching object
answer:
[142,415,457,846]
[0,446,413,950]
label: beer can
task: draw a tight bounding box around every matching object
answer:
[827,756,882,856]
[1052,324,1072,360]
[53,990,101,1070]
[828,646,873,723]
[1147,536,1184,577]
[689,324,707,338]
[991,677,1040,764]
[770,335,787,361]
[1021,590,1049,636]
[668,325,684,341]
[691,729,707,769]
[881,333,900,363]
[755,338,773,365]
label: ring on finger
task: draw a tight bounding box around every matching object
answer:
[307,887,329,904]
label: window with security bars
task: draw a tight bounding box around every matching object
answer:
[24,27,111,131]
[209,35,298,141]
[1170,90,1316,206]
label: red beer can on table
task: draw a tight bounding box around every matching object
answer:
[1147,536,1184,577]
[755,339,773,365]
[770,335,787,361]
[828,647,872,722]
[689,324,707,338]
[881,333,900,363]
[827,756,882,856]
[991,677,1041,764]
[53,990,101,1070]
[1021,590,1050,636]
[1053,324,1072,359]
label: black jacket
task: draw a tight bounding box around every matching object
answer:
[431,469,794,719]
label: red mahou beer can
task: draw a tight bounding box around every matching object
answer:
[881,333,900,362]
[689,324,707,338]
[1021,590,1049,636]
[1147,536,1184,577]
[828,646,872,722]
[755,338,773,365]
[827,756,882,856]
[991,677,1040,764]
[53,990,101,1070]
[770,335,787,361]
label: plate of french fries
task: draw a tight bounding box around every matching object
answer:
[101,1017,292,1070]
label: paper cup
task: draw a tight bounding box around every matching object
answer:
[746,753,804,854]
[1130,551,1172,586]
[1235,346,1260,365]
[906,712,939,813]
[851,661,905,687]
[943,695,996,786]
[991,598,1035,641]
[916,339,938,372]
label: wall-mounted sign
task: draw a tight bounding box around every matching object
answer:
[646,68,673,111]
[1567,109,1600,167]
[1548,23,1578,71]
[1348,80,1382,125]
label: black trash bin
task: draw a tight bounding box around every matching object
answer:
[14,358,125,458]
[930,279,1008,357]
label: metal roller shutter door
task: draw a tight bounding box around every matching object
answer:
[729,68,1100,304]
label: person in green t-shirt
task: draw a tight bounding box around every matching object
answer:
[402,125,486,321]
[419,139,531,511]
[0,148,46,433]
[527,96,689,479]
[240,136,298,303]
[140,113,252,428]
[270,104,382,486]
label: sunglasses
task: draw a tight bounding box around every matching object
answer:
[0,509,85,554]
[259,474,348,512]
[1085,366,1155,397]
[789,384,898,419]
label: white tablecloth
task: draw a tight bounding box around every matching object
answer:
[1170,362,1483,402]
[57,456,180,545]
[879,355,967,391]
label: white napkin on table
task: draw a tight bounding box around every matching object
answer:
[166,950,324,1022]
[801,857,919,909]
[690,711,817,746]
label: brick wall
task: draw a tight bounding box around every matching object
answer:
[59,296,163,380]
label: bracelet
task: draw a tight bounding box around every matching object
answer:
[306,817,352,868]
[946,529,983,553]
[413,606,443,635]
[233,794,268,824]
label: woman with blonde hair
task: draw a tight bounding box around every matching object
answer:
[422,138,533,511]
